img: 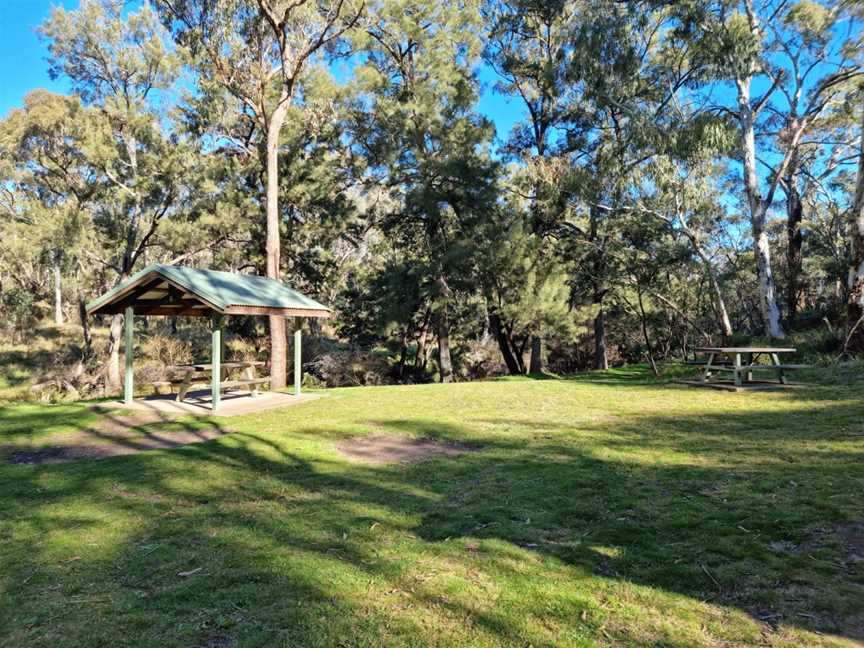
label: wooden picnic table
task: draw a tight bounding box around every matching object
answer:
[165,360,268,402]
[695,347,804,387]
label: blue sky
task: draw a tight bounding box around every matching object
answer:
[0,1,78,115]
[0,0,525,143]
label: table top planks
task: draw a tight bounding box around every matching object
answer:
[696,347,797,354]
[169,360,265,372]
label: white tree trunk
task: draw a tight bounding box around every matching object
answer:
[695,246,733,338]
[846,106,864,352]
[737,78,785,338]
[676,211,733,338]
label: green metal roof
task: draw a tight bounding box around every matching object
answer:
[86,264,330,316]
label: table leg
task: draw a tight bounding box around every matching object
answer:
[702,353,716,382]
[243,365,259,397]
[746,352,753,383]
[733,353,742,387]
[771,353,787,384]
[176,372,192,402]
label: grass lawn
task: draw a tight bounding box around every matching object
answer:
[0,368,862,647]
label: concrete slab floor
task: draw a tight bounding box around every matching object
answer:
[94,389,322,417]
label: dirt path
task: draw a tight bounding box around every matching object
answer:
[4,407,228,465]
[335,434,479,464]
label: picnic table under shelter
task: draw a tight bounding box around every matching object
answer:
[87,264,330,412]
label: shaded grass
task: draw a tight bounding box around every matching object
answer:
[0,369,862,646]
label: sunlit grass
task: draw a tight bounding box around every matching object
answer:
[0,368,862,646]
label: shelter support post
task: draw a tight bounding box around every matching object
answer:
[212,314,222,411]
[294,317,302,397]
[124,306,134,404]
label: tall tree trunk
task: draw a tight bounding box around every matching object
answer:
[737,78,785,338]
[489,311,521,375]
[707,264,734,339]
[265,106,290,389]
[529,336,542,374]
[846,107,864,354]
[593,292,608,370]
[414,307,431,378]
[52,251,63,326]
[680,227,733,338]
[589,206,609,369]
[785,158,804,323]
[106,266,132,391]
[396,329,409,380]
[689,242,734,339]
[436,312,453,383]
[77,295,92,359]
[107,313,123,391]
[106,130,142,390]
[635,282,659,377]
[435,276,453,383]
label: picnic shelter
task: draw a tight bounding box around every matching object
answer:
[86,264,331,411]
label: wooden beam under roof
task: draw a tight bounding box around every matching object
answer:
[134,305,214,316]
[222,305,331,318]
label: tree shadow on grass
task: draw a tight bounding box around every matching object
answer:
[0,391,862,646]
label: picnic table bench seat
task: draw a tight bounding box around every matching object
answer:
[220,378,270,389]
[708,363,808,372]
[151,361,270,400]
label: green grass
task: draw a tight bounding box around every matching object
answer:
[1,368,863,647]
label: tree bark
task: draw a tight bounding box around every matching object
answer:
[77,296,92,359]
[674,210,734,339]
[593,293,608,370]
[589,205,609,369]
[529,336,542,374]
[847,107,864,354]
[737,78,785,339]
[635,282,659,377]
[265,105,290,389]
[436,310,453,383]
[785,158,804,323]
[106,129,142,390]
[435,276,454,383]
[707,264,734,340]
[414,307,431,378]
[687,236,733,337]
[396,328,409,380]
[107,313,123,391]
[489,311,521,375]
[52,252,63,326]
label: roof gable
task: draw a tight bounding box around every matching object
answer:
[86,264,331,318]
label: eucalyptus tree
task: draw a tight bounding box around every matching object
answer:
[543,0,699,368]
[0,91,97,329]
[847,103,864,353]
[41,0,189,388]
[156,0,363,389]
[352,0,498,382]
[640,154,736,338]
[671,0,862,337]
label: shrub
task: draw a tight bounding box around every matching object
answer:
[305,349,393,387]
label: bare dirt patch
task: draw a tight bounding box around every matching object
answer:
[335,435,480,464]
[837,520,864,567]
[4,407,227,465]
